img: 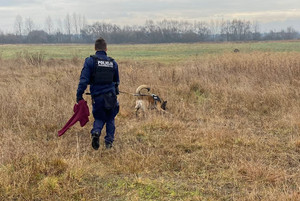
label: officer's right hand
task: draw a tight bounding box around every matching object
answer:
[76,96,84,103]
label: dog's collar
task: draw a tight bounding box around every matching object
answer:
[152,94,161,103]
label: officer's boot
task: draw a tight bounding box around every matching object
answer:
[105,143,113,149]
[91,132,100,150]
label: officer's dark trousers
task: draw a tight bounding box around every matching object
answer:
[91,94,118,145]
[91,119,115,145]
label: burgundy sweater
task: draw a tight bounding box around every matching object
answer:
[58,100,90,136]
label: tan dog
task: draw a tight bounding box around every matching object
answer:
[135,85,167,117]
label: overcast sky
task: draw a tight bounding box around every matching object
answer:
[0,0,300,33]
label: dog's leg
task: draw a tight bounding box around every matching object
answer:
[142,106,146,118]
[135,103,140,117]
[155,107,168,114]
[135,100,143,117]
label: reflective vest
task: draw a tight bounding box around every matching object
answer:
[90,55,115,85]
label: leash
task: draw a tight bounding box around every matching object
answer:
[85,91,140,96]
[120,91,153,97]
[85,91,150,97]
[119,90,139,96]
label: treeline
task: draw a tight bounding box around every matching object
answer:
[0,14,299,44]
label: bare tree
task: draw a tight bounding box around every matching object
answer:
[252,21,260,40]
[220,19,230,41]
[179,21,193,33]
[209,20,219,41]
[64,14,72,35]
[45,16,53,34]
[194,21,210,40]
[56,18,63,33]
[64,14,72,42]
[286,26,298,39]
[145,20,156,33]
[14,15,23,35]
[24,17,34,35]
[242,20,251,40]
[72,13,79,35]
[78,15,87,31]
[78,14,83,32]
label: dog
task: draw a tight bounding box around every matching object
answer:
[134,85,167,117]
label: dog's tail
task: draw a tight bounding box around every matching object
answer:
[136,85,151,95]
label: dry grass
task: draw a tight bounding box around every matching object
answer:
[0,50,300,200]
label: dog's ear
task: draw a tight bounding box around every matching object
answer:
[161,101,167,110]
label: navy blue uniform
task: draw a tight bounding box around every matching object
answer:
[76,51,119,145]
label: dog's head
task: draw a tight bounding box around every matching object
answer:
[160,100,167,110]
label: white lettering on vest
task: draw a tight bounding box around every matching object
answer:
[98,60,113,68]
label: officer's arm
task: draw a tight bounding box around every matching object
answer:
[76,58,92,102]
[113,62,120,95]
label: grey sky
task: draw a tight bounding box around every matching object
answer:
[0,0,300,33]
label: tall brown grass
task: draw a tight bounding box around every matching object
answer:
[0,51,300,200]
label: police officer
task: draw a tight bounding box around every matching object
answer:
[76,37,119,150]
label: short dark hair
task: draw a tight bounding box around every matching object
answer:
[95,37,107,51]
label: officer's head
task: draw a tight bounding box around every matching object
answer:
[95,37,107,51]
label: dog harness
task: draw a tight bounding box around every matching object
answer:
[152,94,161,105]
[90,55,115,85]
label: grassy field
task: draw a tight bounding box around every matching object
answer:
[0,41,300,200]
[1,40,300,62]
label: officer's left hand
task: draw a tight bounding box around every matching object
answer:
[115,85,119,95]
